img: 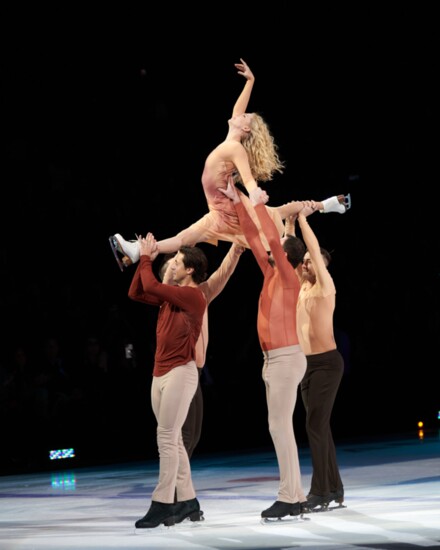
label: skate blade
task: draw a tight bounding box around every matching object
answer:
[329,503,347,510]
[109,236,125,272]
[307,503,347,513]
[134,523,175,533]
[261,513,310,524]
[343,193,352,211]
[173,512,205,528]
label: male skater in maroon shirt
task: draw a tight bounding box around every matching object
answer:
[128,233,207,529]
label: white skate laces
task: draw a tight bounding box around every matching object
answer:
[320,194,351,214]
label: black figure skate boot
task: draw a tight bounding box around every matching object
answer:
[135,501,176,529]
[261,500,301,522]
[172,497,204,524]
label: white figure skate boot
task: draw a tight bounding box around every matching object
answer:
[320,193,351,214]
[109,234,140,271]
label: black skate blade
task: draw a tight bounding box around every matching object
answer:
[109,236,125,272]
[308,503,347,513]
[328,503,347,510]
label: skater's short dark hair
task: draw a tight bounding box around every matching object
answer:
[283,236,306,268]
[179,246,208,284]
[320,248,331,267]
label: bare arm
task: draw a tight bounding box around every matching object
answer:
[282,200,321,236]
[202,243,244,304]
[283,214,297,237]
[228,141,259,193]
[224,60,257,193]
[232,58,255,116]
[218,141,260,194]
[297,210,333,292]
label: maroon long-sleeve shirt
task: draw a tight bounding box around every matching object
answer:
[128,256,206,376]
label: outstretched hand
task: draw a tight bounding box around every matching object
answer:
[235,58,254,82]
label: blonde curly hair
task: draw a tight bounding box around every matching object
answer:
[239,113,284,183]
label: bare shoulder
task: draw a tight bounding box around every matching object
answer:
[222,141,248,164]
[218,140,245,154]
[206,140,244,165]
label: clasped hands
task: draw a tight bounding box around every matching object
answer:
[137,233,159,260]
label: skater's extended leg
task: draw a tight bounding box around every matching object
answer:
[276,193,351,220]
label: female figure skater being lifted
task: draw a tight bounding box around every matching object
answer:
[110,59,350,270]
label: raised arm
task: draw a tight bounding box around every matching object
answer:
[251,189,296,286]
[220,180,269,273]
[232,58,255,116]
[283,214,297,237]
[128,233,163,305]
[201,243,244,304]
[297,209,334,292]
[133,234,204,311]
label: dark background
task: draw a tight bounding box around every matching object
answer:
[1,6,438,473]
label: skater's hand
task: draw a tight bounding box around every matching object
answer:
[249,186,269,206]
[231,243,245,256]
[138,233,159,260]
[298,201,317,218]
[220,177,241,204]
[235,58,254,82]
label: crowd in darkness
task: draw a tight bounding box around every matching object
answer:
[0,312,152,473]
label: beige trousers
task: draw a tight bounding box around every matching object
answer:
[262,345,307,503]
[151,361,198,503]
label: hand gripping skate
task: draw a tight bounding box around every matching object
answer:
[320,193,352,214]
[109,234,140,271]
